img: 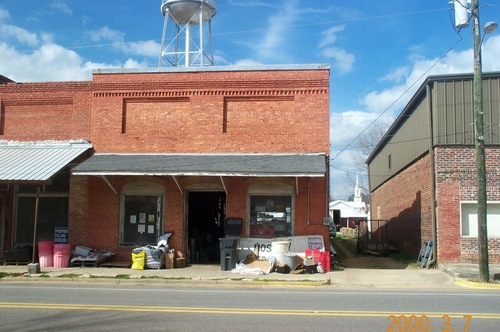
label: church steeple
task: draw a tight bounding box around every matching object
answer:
[354,174,362,203]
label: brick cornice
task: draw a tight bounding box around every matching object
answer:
[93,88,326,98]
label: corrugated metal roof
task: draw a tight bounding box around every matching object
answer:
[0,141,92,182]
[72,153,327,177]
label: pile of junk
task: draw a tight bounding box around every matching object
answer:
[220,218,334,276]
[130,232,180,270]
[229,242,333,276]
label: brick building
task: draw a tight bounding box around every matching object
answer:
[0,65,331,264]
[367,72,500,264]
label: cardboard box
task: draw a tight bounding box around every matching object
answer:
[74,246,92,256]
[175,257,186,268]
[165,252,174,269]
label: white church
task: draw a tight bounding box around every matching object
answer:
[329,176,369,230]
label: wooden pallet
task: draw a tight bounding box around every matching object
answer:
[3,260,32,266]
[99,260,131,268]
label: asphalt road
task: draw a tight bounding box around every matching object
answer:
[0,283,499,331]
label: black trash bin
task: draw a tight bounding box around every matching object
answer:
[219,218,243,271]
[219,237,239,271]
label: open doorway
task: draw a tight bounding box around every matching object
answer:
[187,191,226,264]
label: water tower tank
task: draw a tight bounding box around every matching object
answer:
[158,0,217,67]
[161,0,216,25]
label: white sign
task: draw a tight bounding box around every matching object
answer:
[237,235,325,260]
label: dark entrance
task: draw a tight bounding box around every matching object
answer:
[187,191,225,264]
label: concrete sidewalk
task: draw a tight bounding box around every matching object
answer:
[2,263,499,289]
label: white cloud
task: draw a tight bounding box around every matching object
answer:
[86,26,160,58]
[320,47,354,74]
[88,26,125,43]
[250,0,299,62]
[318,25,345,48]
[318,25,354,75]
[0,24,39,46]
[380,67,409,83]
[126,40,160,58]
[0,42,93,81]
[123,58,149,69]
[233,59,263,66]
[51,1,72,15]
[0,7,10,21]
[331,110,382,148]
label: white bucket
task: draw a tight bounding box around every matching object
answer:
[270,241,291,264]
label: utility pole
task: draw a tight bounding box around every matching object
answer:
[471,0,489,283]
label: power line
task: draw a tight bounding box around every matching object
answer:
[330,36,464,162]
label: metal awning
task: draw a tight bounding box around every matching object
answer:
[0,141,92,182]
[71,153,327,177]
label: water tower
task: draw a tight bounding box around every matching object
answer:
[158,0,217,67]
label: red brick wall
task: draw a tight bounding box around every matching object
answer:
[370,154,432,258]
[2,68,329,260]
[435,146,500,263]
[69,175,328,261]
[0,82,91,140]
[89,70,329,154]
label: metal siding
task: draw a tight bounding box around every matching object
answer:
[368,73,500,192]
[0,142,91,181]
[484,78,500,144]
[433,78,500,145]
[368,97,430,190]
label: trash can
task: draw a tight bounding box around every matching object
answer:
[219,237,239,271]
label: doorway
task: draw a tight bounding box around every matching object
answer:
[187,191,225,264]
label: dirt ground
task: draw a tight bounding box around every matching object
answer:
[333,238,410,269]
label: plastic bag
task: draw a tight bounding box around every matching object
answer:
[131,250,145,270]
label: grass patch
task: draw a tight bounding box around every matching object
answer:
[330,237,357,260]
[115,274,130,279]
[140,275,164,279]
[57,274,82,278]
[388,251,418,267]
[0,272,7,278]
[39,273,50,278]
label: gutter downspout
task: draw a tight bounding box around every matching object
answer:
[427,83,438,268]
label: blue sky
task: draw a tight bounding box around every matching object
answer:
[1,1,500,199]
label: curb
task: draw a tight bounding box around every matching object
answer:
[454,278,500,290]
[0,274,331,288]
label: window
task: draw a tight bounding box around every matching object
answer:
[249,195,292,238]
[16,196,68,244]
[15,169,71,244]
[461,202,500,237]
[120,183,164,246]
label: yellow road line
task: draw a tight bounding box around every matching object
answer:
[0,303,499,319]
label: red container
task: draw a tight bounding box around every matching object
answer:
[53,244,71,268]
[320,251,331,272]
[38,241,54,268]
[305,248,321,264]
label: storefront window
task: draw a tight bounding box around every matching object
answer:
[250,195,291,238]
[15,169,71,245]
[16,196,69,244]
[120,183,164,246]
